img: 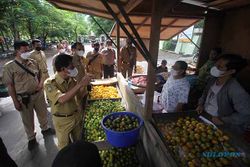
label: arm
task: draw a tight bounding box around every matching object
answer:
[175,82,190,112]
[58,75,91,104]
[6,83,22,111]
[221,80,250,124]
[2,65,22,111]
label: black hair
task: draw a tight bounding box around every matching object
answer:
[52,141,102,167]
[31,39,41,45]
[55,53,73,72]
[14,41,29,50]
[71,42,83,50]
[176,60,188,75]
[162,60,167,64]
[218,54,248,75]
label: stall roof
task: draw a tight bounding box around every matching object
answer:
[48,0,250,40]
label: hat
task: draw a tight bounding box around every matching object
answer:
[14,41,29,50]
[52,141,102,167]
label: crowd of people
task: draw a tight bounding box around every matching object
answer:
[1,37,250,166]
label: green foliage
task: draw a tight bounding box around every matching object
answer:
[194,20,204,28]
[162,39,176,51]
[87,16,114,37]
[0,0,89,44]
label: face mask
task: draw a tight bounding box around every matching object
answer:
[35,47,42,51]
[59,49,66,53]
[210,66,225,77]
[108,46,112,49]
[76,50,85,57]
[170,69,179,76]
[67,68,78,77]
[20,52,31,60]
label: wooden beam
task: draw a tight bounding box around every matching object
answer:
[116,23,121,72]
[144,0,164,120]
[160,18,178,33]
[49,1,113,20]
[118,0,143,18]
[136,17,150,31]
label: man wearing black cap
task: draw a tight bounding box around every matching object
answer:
[2,41,55,151]
[30,39,49,84]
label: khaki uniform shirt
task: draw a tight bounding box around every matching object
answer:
[72,53,86,82]
[86,51,103,78]
[30,50,49,81]
[101,48,116,65]
[44,73,78,115]
[120,46,136,66]
[2,58,40,94]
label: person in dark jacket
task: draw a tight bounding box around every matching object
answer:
[197,54,250,132]
[52,141,102,167]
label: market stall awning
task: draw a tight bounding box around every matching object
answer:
[47,0,250,40]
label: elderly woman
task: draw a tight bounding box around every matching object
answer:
[161,61,190,112]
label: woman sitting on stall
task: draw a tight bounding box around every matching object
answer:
[197,54,250,132]
[161,61,190,112]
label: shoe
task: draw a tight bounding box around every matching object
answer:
[41,128,55,136]
[28,138,38,151]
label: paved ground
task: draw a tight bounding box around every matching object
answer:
[0,45,193,167]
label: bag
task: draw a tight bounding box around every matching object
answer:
[20,94,30,108]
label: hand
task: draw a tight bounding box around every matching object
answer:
[212,116,224,125]
[80,74,93,86]
[36,83,43,91]
[14,100,22,111]
[134,68,137,73]
[196,105,204,114]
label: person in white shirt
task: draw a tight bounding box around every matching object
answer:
[161,61,190,112]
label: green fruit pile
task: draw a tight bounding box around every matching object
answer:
[158,117,235,167]
[99,146,139,167]
[84,100,125,142]
[104,115,139,132]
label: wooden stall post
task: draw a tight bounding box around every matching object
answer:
[197,13,223,69]
[116,23,121,72]
[144,0,163,120]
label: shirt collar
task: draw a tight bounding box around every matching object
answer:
[55,72,73,84]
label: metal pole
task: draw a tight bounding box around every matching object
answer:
[114,0,156,68]
[182,31,200,50]
[100,0,155,68]
[116,23,121,72]
[90,15,117,48]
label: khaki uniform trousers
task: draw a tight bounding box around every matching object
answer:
[121,63,133,78]
[18,91,48,140]
[52,112,82,150]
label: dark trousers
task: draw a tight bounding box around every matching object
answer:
[103,64,114,78]
[0,137,17,167]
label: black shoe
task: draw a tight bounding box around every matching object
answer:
[28,139,38,151]
[41,128,55,136]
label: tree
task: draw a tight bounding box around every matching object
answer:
[87,16,114,37]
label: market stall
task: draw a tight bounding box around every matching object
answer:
[47,0,250,166]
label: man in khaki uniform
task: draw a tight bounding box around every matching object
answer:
[120,38,137,78]
[44,53,92,150]
[2,41,54,151]
[101,40,116,78]
[71,42,88,111]
[86,42,103,79]
[30,39,49,83]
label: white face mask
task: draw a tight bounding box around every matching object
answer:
[108,46,112,49]
[20,52,31,60]
[67,68,78,77]
[76,50,85,57]
[59,49,66,53]
[170,69,179,76]
[210,66,225,77]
